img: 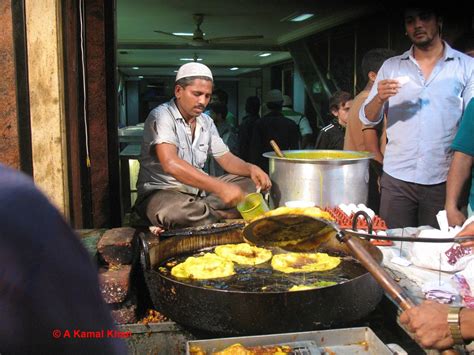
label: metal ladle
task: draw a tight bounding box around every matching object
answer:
[243,213,474,247]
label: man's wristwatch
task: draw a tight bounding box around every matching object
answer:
[448,307,465,345]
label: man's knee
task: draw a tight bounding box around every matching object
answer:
[155,196,219,229]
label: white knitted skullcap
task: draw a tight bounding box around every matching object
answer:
[283,95,292,106]
[265,89,284,103]
[175,62,213,82]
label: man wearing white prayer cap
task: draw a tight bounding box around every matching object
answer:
[136,62,271,233]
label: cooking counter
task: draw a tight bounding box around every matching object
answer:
[79,228,463,354]
[116,251,447,354]
[116,298,423,354]
[119,228,430,354]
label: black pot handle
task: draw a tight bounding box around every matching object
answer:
[138,232,151,271]
[352,210,373,235]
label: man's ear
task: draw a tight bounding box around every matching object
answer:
[175,84,183,98]
[330,108,339,117]
[368,71,377,83]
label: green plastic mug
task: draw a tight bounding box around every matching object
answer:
[237,192,270,221]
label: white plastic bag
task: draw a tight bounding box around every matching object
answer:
[408,228,474,272]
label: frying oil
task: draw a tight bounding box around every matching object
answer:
[157,247,367,293]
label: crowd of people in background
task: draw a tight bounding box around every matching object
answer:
[205,7,474,236]
[198,7,474,346]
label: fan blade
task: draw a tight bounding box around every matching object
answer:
[153,30,191,41]
[207,35,264,43]
[189,38,210,47]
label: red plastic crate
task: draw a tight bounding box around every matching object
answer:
[324,207,391,246]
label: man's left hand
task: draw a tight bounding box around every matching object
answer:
[249,165,272,191]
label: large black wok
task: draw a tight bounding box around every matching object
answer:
[139,222,384,335]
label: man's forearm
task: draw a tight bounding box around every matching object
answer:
[445,152,473,209]
[364,96,385,122]
[216,152,253,176]
[164,157,225,195]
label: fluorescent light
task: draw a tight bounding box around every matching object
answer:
[132,66,139,70]
[259,53,271,57]
[179,58,203,61]
[230,67,239,71]
[138,75,144,79]
[290,13,314,22]
[172,32,205,36]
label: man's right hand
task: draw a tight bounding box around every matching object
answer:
[399,301,453,350]
[216,182,245,207]
[376,79,401,102]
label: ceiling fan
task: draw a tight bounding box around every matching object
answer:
[154,13,263,47]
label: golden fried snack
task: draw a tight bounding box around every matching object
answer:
[212,343,292,354]
[213,344,252,355]
[271,252,341,273]
[262,206,334,220]
[288,285,315,291]
[139,309,168,324]
[214,243,272,265]
[189,345,207,355]
[288,280,337,291]
[171,253,235,279]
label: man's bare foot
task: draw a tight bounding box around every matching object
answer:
[149,226,164,236]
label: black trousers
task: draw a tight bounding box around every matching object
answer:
[379,173,446,229]
[367,161,383,215]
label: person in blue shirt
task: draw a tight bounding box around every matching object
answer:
[360,6,474,229]
[445,99,474,226]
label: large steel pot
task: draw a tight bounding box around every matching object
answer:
[139,223,383,336]
[263,150,373,208]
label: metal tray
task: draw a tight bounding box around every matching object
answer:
[186,327,395,354]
